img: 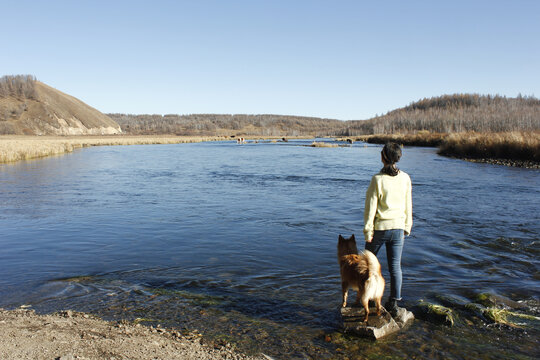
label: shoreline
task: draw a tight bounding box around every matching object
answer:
[0,307,264,360]
[2,133,539,169]
[0,135,310,165]
[352,132,540,169]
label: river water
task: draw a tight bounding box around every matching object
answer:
[1,140,538,359]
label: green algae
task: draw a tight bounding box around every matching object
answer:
[416,300,456,326]
[146,287,226,307]
[475,293,498,307]
[483,307,540,327]
[133,317,157,324]
[56,275,95,283]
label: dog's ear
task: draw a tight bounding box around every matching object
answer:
[351,234,355,240]
[338,234,344,240]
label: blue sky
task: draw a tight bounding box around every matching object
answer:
[1,0,539,120]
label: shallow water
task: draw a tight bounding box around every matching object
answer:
[1,140,539,359]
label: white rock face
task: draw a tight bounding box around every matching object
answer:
[45,115,122,135]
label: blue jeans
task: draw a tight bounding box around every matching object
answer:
[365,229,404,301]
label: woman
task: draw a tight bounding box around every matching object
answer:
[364,142,412,317]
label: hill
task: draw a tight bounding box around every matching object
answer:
[110,94,539,138]
[108,113,343,137]
[339,94,540,136]
[0,75,121,135]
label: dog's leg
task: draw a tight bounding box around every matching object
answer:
[376,296,382,316]
[341,282,348,307]
[362,298,370,322]
[354,289,361,305]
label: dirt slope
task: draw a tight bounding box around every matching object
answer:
[0,81,121,135]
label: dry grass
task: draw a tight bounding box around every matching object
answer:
[355,131,540,163]
[438,131,540,161]
[355,131,446,147]
[0,135,227,164]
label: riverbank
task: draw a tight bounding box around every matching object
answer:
[0,135,307,164]
[0,308,263,360]
[353,131,540,168]
[0,135,227,164]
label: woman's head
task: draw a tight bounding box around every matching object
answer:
[380,142,402,176]
[381,142,402,165]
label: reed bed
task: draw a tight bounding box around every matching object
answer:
[355,131,446,147]
[0,135,226,164]
[438,131,540,162]
[354,131,540,166]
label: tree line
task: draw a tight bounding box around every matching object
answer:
[339,94,540,136]
[0,75,38,100]
[108,113,344,136]
[111,94,540,136]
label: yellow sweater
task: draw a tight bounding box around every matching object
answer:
[364,170,412,242]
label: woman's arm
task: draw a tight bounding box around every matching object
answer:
[364,176,378,242]
[404,176,412,236]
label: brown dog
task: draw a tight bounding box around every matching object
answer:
[337,234,385,322]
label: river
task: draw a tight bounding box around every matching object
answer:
[0,139,538,359]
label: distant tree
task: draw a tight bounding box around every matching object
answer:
[0,75,37,100]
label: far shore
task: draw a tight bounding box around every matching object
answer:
[1,132,538,168]
[0,134,310,165]
[348,131,540,168]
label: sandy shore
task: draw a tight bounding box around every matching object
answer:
[0,308,265,360]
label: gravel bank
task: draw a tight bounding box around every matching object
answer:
[0,308,266,360]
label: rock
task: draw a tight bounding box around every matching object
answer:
[341,306,400,339]
[435,294,468,310]
[474,293,528,310]
[393,307,415,328]
[56,355,75,360]
[415,301,455,326]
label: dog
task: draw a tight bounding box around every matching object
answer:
[337,234,385,322]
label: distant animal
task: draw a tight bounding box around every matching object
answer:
[282,137,288,142]
[346,138,354,144]
[337,234,385,322]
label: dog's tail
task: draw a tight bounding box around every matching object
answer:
[363,249,381,275]
[363,249,385,301]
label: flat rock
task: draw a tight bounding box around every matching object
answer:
[394,307,415,328]
[341,306,400,339]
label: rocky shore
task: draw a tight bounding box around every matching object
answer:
[462,157,540,169]
[0,308,265,360]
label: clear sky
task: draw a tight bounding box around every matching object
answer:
[1,0,539,120]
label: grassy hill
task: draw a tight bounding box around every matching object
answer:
[0,75,121,135]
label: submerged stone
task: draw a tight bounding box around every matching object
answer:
[415,301,455,326]
[474,293,528,310]
[482,307,540,328]
[393,307,415,328]
[340,305,413,339]
[435,294,468,310]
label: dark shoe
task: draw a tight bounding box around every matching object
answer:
[384,299,401,318]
